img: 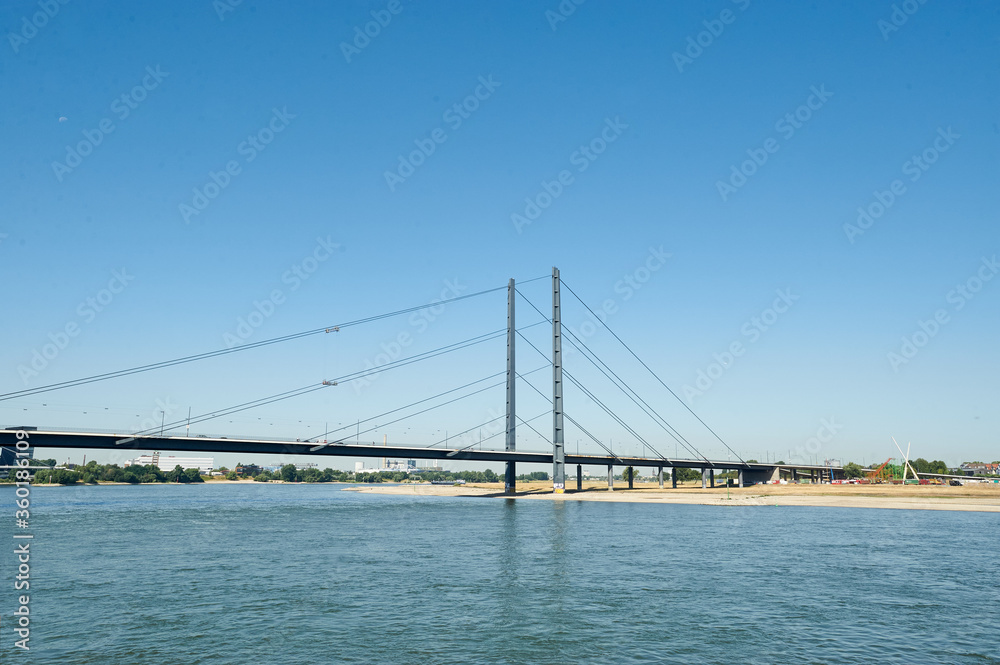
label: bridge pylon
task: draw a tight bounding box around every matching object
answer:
[552,267,565,493]
[505,278,516,495]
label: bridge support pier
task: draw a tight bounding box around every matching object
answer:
[627,466,633,489]
[672,468,677,489]
[607,465,613,491]
[576,464,582,491]
[792,469,797,483]
[701,468,707,489]
[710,469,715,488]
[658,467,663,489]
[738,469,744,488]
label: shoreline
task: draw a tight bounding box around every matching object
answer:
[344,482,1000,513]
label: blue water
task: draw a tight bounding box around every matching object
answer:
[1,483,997,664]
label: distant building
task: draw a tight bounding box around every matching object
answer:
[125,454,214,474]
[960,462,1000,476]
[264,462,319,473]
[355,459,438,474]
[236,464,261,476]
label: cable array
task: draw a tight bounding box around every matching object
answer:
[558,278,746,466]
[8,269,740,468]
[1,283,521,403]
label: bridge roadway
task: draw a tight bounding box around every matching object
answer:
[1,429,841,481]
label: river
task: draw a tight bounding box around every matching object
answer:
[2,483,997,664]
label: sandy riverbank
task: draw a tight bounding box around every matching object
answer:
[344,481,1000,512]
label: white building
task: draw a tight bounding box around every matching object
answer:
[125,454,214,474]
[355,459,439,473]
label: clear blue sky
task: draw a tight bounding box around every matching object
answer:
[2,0,998,470]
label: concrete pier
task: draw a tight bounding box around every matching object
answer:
[701,468,707,489]
[576,464,582,491]
[607,465,613,491]
[627,467,633,489]
[672,469,677,489]
[658,467,663,489]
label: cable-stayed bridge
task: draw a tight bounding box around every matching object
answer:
[1,269,843,491]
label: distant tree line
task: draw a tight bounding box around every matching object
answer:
[32,462,204,485]
[24,462,515,486]
[909,458,950,475]
[231,464,505,484]
[27,458,956,486]
[840,458,950,479]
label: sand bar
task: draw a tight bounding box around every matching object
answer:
[345,481,1000,512]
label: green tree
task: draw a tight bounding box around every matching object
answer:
[843,462,864,479]
[50,469,80,485]
[183,468,204,483]
[673,467,702,482]
[144,465,166,482]
[225,471,238,481]
[280,464,297,483]
[123,472,140,484]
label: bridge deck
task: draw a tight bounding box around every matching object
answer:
[1,429,841,472]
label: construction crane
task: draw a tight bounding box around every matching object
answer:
[867,458,894,483]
